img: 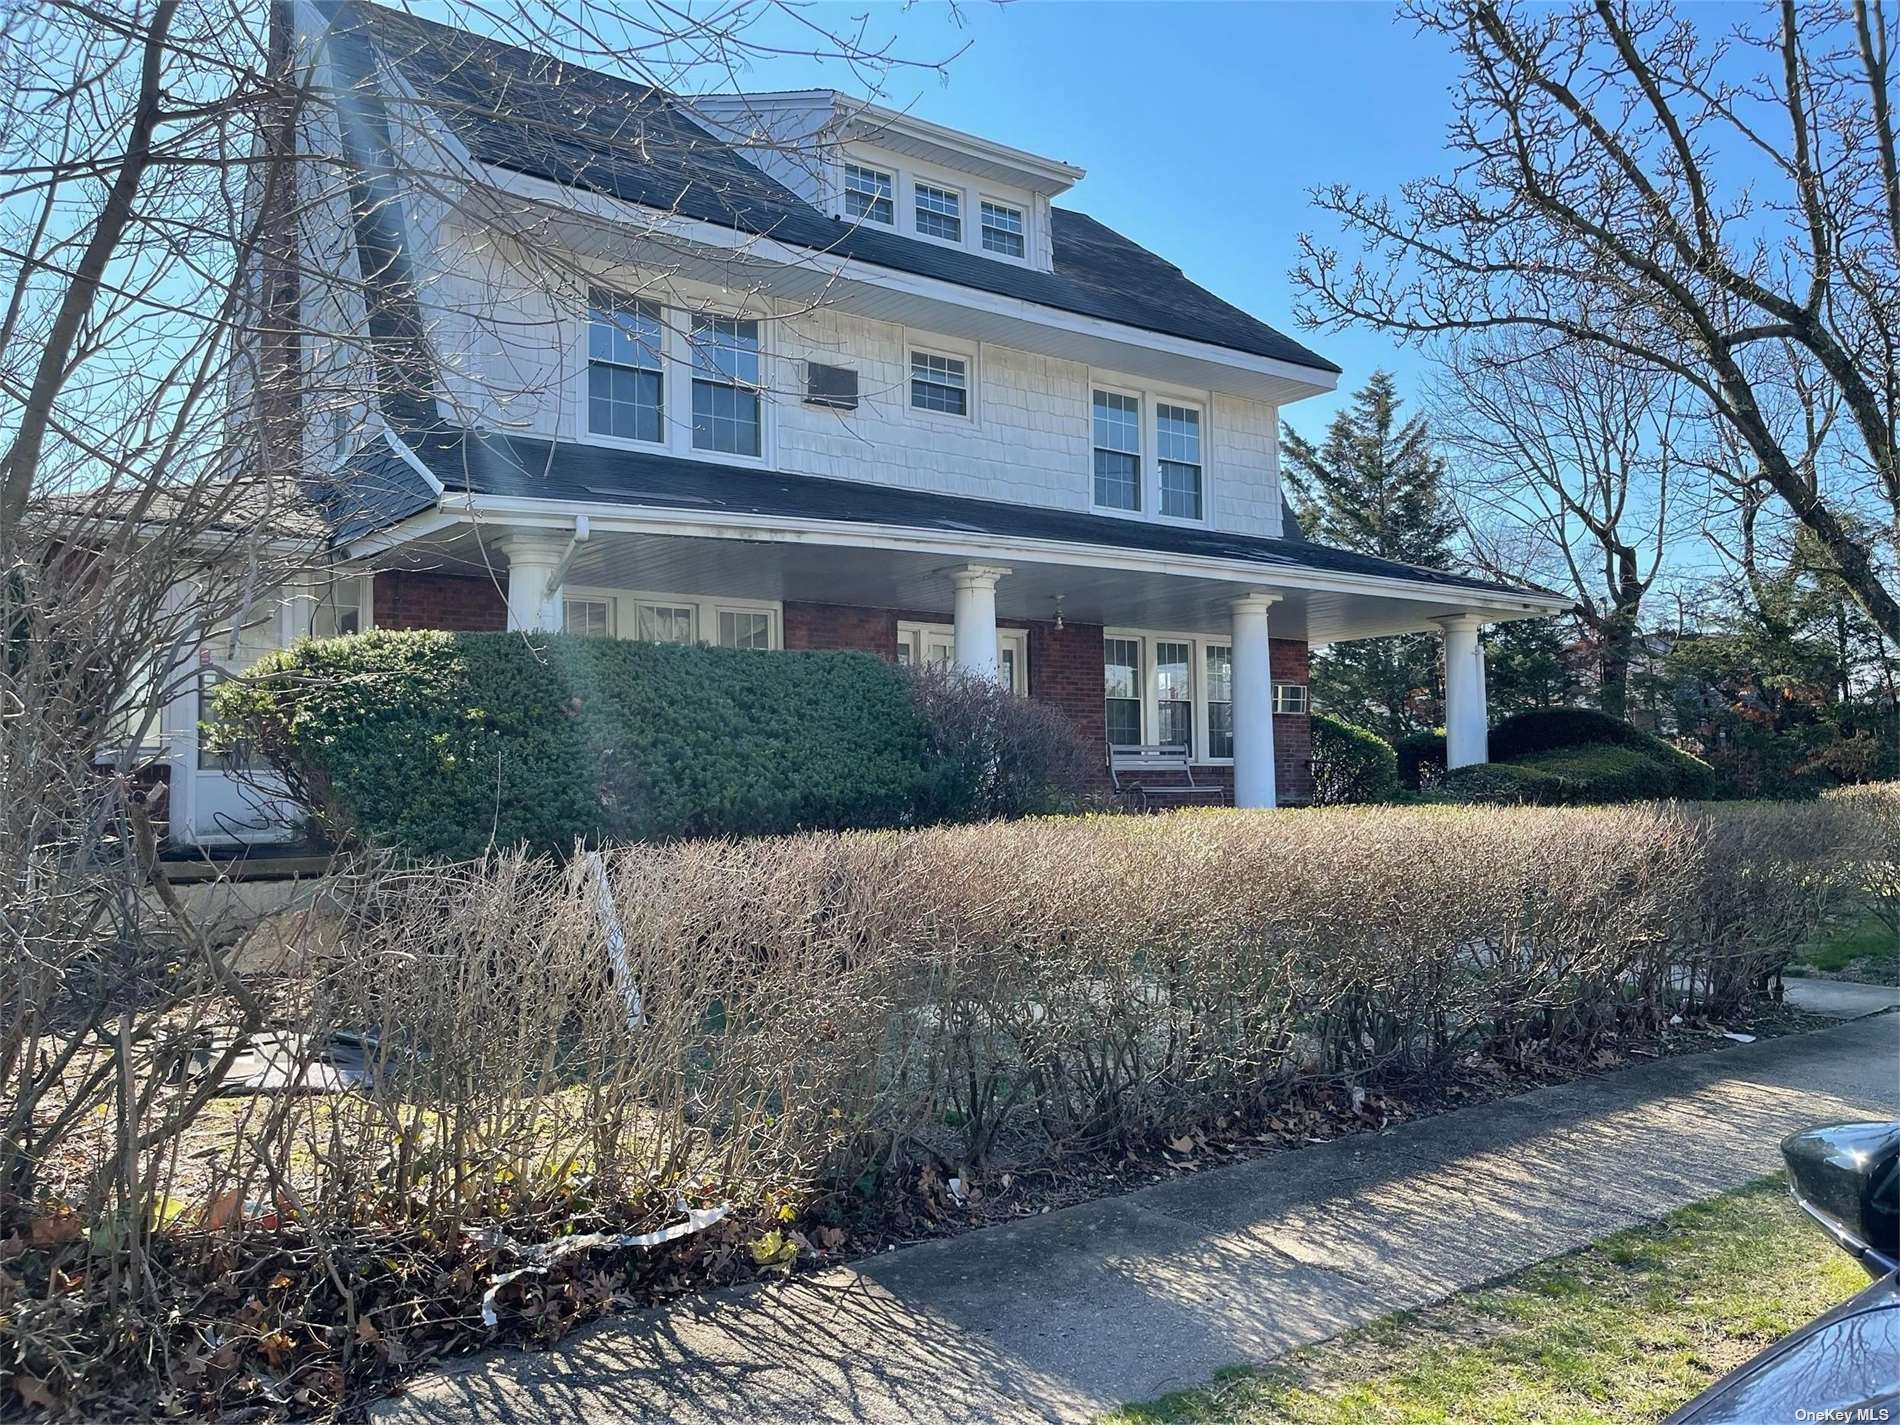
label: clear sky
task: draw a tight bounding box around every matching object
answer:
[702,0,1471,442]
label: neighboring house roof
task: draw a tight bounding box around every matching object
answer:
[316,2,1339,374]
[372,429,1546,601]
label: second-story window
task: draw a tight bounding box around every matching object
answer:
[915,182,962,241]
[843,163,893,225]
[1156,402,1204,520]
[910,351,968,416]
[980,200,1025,258]
[689,315,762,457]
[1093,389,1142,511]
[587,291,664,443]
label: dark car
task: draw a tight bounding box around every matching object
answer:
[1665,1121,1900,1424]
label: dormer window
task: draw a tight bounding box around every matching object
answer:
[980,200,1025,258]
[914,183,962,242]
[843,162,893,225]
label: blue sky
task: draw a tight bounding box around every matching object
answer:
[707,0,1470,441]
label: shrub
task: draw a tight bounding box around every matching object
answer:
[904,664,1094,822]
[1489,706,1717,799]
[215,630,931,857]
[27,794,1877,1414]
[1439,745,1663,806]
[1396,729,1447,791]
[216,631,1101,857]
[1310,712,1400,804]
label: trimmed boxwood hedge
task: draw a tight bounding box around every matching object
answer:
[1438,745,1669,806]
[1310,713,1400,805]
[213,630,939,858]
[1436,707,1717,806]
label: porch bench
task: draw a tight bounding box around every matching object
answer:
[1108,744,1228,811]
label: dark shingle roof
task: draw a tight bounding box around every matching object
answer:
[319,2,1338,373]
[381,429,1538,600]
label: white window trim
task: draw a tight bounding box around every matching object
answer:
[1089,380,1146,516]
[1086,372,1216,529]
[899,620,1029,694]
[575,298,776,468]
[1104,628,1242,765]
[976,195,1031,266]
[560,585,782,649]
[906,340,977,423]
[841,161,896,227]
[908,176,967,250]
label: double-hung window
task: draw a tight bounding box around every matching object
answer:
[689,315,762,457]
[914,182,962,241]
[980,200,1025,257]
[1154,641,1194,753]
[1156,402,1204,520]
[1103,637,1143,748]
[843,163,893,225]
[1206,645,1234,758]
[587,292,664,443]
[910,351,968,416]
[1093,390,1142,511]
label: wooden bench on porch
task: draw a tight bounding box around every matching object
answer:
[1108,744,1229,811]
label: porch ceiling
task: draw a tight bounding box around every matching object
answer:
[377,520,1555,645]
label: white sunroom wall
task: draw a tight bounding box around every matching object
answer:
[422,223,1290,538]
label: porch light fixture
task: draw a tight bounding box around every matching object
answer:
[1053,594,1065,631]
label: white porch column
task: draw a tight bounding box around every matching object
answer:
[949,564,1011,679]
[1230,592,1281,809]
[497,532,571,632]
[1437,614,1490,768]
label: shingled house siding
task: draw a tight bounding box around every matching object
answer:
[373,571,506,631]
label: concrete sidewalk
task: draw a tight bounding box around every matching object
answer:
[375,1014,1900,1425]
[1783,975,1900,1019]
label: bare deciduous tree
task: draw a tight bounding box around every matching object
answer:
[1294,0,1900,645]
[1433,332,1691,717]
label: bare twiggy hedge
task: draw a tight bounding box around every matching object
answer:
[283,794,1884,1220]
[6,794,1888,1407]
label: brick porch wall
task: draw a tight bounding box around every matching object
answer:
[783,598,1314,805]
[373,572,506,632]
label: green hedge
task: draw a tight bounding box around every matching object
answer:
[1396,729,1448,792]
[1310,713,1400,805]
[1405,706,1716,806]
[213,631,938,858]
[1438,745,1669,806]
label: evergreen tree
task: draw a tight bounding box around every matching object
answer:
[1282,372,1460,741]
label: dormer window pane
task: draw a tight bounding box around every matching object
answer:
[980,201,1025,258]
[843,163,893,225]
[586,291,663,443]
[915,183,962,241]
[1093,390,1141,511]
[1157,403,1203,520]
[689,315,762,457]
[910,351,968,416]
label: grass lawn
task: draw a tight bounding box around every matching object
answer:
[1105,1177,1868,1425]
[1794,905,1900,981]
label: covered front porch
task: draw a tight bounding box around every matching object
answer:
[352,498,1564,808]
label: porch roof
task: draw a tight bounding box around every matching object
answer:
[352,428,1557,609]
